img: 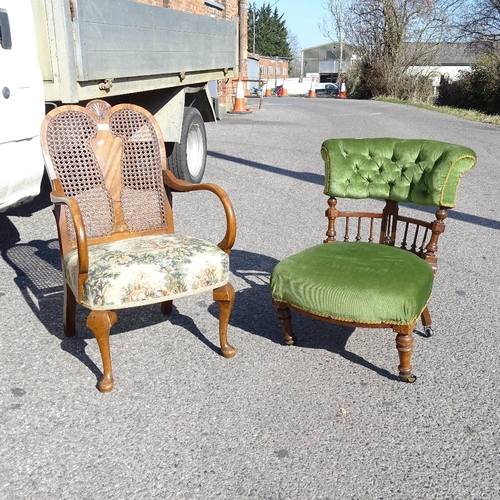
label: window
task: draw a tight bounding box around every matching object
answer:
[282,67,287,76]
[0,10,12,50]
[204,0,224,10]
[268,66,273,75]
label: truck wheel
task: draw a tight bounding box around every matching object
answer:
[167,107,207,184]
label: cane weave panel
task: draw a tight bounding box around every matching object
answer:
[46,111,115,239]
[110,109,167,232]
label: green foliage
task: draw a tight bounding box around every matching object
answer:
[346,61,387,99]
[438,54,500,115]
[346,62,434,102]
[247,2,292,58]
[376,97,500,126]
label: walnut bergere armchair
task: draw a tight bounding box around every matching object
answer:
[40,100,237,392]
[270,138,476,382]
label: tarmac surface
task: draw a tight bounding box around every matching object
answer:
[1,97,499,499]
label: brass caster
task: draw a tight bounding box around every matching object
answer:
[399,373,417,383]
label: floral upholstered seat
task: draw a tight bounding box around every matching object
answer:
[64,234,229,310]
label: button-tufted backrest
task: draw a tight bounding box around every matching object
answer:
[321,138,477,207]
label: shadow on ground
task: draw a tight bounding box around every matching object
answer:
[221,248,399,381]
[0,216,399,382]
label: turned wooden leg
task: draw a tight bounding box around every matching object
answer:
[87,310,117,392]
[273,300,295,345]
[420,307,434,337]
[161,300,173,315]
[63,283,77,337]
[213,283,237,358]
[394,324,417,383]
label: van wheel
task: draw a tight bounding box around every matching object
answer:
[167,107,206,184]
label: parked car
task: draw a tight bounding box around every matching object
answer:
[316,83,339,96]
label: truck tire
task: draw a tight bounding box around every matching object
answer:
[167,107,207,184]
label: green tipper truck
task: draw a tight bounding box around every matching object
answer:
[0,0,238,211]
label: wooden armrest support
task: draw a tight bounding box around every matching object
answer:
[50,182,89,301]
[163,170,237,252]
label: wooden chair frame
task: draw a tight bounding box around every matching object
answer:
[273,197,447,382]
[41,100,237,391]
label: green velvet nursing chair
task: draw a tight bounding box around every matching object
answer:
[270,138,476,382]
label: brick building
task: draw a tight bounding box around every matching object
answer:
[257,55,288,87]
[141,0,238,19]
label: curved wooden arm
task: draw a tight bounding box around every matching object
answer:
[163,169,237,252]
[50,181,89,302]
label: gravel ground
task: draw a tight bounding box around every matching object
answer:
[0,97,498,499]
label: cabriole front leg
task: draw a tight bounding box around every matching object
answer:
[87,310,117,392]
[213,283,237,358]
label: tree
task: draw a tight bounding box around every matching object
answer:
[247,2,292,58]
[287,32,301,76]
[326,0,464,98]
[458,0,500,46]
[319,0,353,82]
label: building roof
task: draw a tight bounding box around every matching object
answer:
[433,43,482,65]
[303,41,485,67]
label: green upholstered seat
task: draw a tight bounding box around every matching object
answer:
[270,242,434,325]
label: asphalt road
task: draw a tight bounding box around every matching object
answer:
[1,97,499,499]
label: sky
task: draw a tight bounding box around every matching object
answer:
[265,0,332,49]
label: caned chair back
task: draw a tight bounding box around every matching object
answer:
[41,100,173,251]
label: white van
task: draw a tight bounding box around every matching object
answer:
[0,0,45,212]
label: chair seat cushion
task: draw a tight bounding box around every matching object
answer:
[270,242,434,325]
[64,234,229,310]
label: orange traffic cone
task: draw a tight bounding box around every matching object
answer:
[281,77,288,97]
[228,73,251,114]
[265,78,272,97]
[308,77,317,98]
[339,77,347,99]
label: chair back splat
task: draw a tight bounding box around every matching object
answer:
[324,197,447,273]
[271,137,476,383]
[41,100,237,392]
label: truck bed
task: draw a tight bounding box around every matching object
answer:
[34,0,238,102]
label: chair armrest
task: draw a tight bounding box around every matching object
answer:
[50,182,89,302]
[163,169,236,252]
